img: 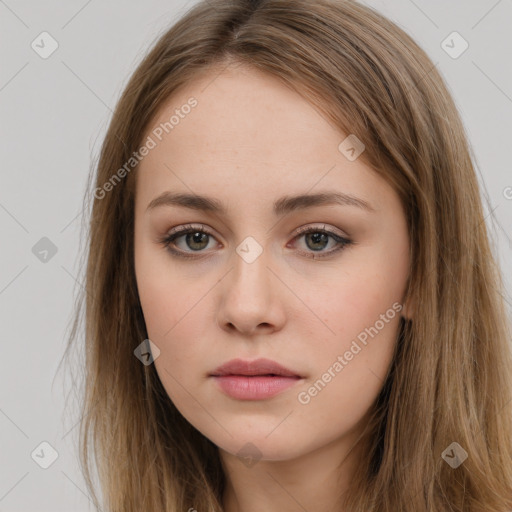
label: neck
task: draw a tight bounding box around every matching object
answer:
[219,430,363,512]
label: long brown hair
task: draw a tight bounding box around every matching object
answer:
[60,0,512,510]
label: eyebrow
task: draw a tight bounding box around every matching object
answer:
[146,191,375,215]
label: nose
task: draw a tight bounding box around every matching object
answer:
[215,245,286,336]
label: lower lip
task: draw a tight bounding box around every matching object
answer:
[211,375,301,400]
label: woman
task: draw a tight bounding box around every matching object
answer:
[63,0,512,510]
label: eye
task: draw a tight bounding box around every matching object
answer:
[159,224,217,259]
[158,223,353,260]
[290,224,353,259]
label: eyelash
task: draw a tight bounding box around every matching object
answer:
[158,223,353,260]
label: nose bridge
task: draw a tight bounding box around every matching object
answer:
[218,234,278,319]
[230,234,273,297]
[215,223,289,335]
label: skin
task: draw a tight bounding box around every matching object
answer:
[133,63,411,512]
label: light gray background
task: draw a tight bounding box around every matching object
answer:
[1,0,511,510]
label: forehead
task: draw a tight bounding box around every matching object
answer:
[135,65,391,215]
[147,65,336,158]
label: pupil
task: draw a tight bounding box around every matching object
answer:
[187,232,208,250]
[307,232,328,251]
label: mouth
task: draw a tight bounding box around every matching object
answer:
[209,358,304,400]
[210,357,303,378]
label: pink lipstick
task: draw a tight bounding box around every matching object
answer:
[209,358,303,400]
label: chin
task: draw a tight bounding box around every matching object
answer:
[212,429,306,464]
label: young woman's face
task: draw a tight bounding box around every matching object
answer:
[134,64,410,462]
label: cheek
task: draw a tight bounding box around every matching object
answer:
[296,248,406,403]
[293,283,402,445]
[302,256,406,350]
[137,274,209,359]
[135,238,199,340]
[138,273,212,407]
[135,257,217,386]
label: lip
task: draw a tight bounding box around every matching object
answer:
[209,358,304,400]
[210,357,303,378]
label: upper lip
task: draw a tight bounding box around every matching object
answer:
[210,358,303,378]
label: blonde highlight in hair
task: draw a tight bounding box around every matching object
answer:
[61,0,512,510]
